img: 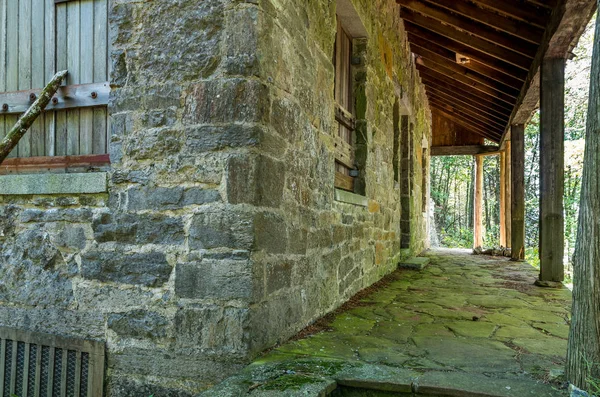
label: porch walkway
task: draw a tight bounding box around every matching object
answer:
[202,249,572,396]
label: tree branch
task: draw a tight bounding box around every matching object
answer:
[0,70,68,165]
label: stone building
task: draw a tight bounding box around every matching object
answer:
[0,0,431,395]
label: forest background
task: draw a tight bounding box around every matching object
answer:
[430,15,596,280]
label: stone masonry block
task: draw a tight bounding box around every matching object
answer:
[175,259,252,300]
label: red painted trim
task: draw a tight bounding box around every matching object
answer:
[0,154,110,174]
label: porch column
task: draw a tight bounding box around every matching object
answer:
[500,151,506,247]
[505,140,512,247]
[473,155,484,248]
[539,58,565,282]
[511,125,525,261]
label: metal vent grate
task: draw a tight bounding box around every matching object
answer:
[0,327,104,397]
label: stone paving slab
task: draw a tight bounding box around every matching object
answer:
[199,249,571,396]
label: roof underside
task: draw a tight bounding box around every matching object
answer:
[397,0,596,144]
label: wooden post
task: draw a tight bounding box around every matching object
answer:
[505,140,512,248]
[511,125,525,261]
[473,155,484,248]
[499,150,507,247]
[539,58,565,283]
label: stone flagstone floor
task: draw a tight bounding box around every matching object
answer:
[202,249,572,396]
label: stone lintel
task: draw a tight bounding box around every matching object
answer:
[398,256,430,271]
[0,172,107,195]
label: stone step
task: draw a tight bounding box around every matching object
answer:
[398,256,430,270]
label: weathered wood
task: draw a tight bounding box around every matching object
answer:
[427,95,507,130]
[500,150,507,247]
[429,104,503,141]
[505,140,512,248]
[473,155,484,248]
[431,108,500,142]
[539,58,565,281]
[469,0,549,28]
[566,7,600,388]
[511,125,525,260]
[0,154,110,174]
[400,0,545,43]
[402,10,531,70]
[417,62,518,104]
[427,90,509,125]
[409,38,526,88]
[397,0,539,56]
[414,46,522,96]
[425,85,512,122]
[431,145,499,156]
[0,71,68,165]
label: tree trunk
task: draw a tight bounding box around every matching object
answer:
[0,70,68,164]
[566,5,600,390]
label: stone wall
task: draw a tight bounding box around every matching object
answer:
[0,0,430,395]
[246,0,432,353]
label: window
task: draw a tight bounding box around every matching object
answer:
[333,20,357,192]
[0,0,110,174]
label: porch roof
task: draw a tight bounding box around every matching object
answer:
[397,0,596,144]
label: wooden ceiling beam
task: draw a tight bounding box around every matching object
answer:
[431,109,500,141]
[427,89,509,125]
[413,46,521,95]
[401,9,532,69]
[468,0,549,28]
[525,0,558,10]
[431,106,503,142]
[430,100,504,136]
[427,92,508,128]
[405,26,529,81]
[416,60,517,104]
[397,0,539,55]
[418,66,516,109]
[425,84,512,121]
[401,0,545,44]
[409,39,525,88]
[431,145,500,156]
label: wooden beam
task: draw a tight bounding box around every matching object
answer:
[500,150,507,247]
[431,145,499,156]
[401,10,532,70]
[403,0,545,44]
[468,0,549,28]
[427,89,509,125]
[431,107,501,142]
[505,140,512,248]
[417,62,517,105]
[510,126,525,261]
[427,95,507,130]
[413,45,522,95]
[408,36,526,88]
[429,102,504,138]
[419,67,515,110]
[397,0,539,56]
[405,26,529,81]
[539,58,565,282]
[425,84,512,122]
[474,155,484,248]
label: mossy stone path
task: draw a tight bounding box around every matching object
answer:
[200,249,571,396]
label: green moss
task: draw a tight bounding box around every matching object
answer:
[261,374,322,391]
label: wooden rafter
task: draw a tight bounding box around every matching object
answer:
[405,26,528,80]
[468,0,549,28]
[431,145,500,156]
[399,0,545,44]
[401,10,532,69]
[432,107,501,142]
[419,67,516,109]
[426,89,509,125]
[397,0,539,56]
[427,93,508,129]
[416,62,517,104]
[413,45,522,95]
[409,38,526,88]
[430,101,504,137]
[423,81,513,120]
